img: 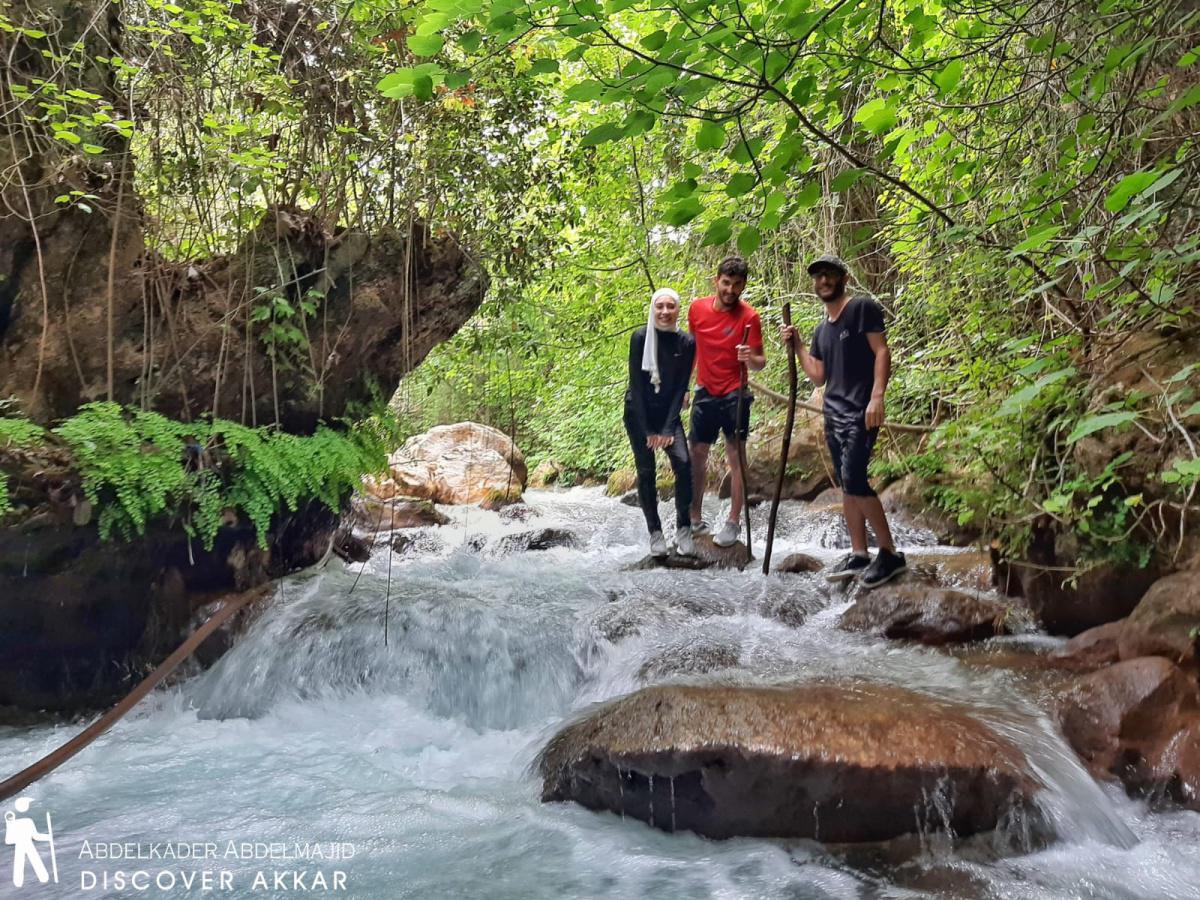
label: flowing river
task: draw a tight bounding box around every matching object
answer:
[2,488,1198,898]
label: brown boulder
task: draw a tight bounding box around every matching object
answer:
[636,641,740,681]
[529,459,563,488]
[996,523,1160,635]
[878,475,981,546]
[349,494,449,533]
[773,552,824,574]
[1117,571,1200,669]
[1057,657,1200,809]
[539,682,1044,841]
[381,423,526,506]
[839,583,1018,645]
[1049,620,1125,671]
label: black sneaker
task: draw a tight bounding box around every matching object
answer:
[824,553,871,583]
[859,549,908,590]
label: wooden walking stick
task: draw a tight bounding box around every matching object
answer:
[763,303,798,575]
[734,323,754,560]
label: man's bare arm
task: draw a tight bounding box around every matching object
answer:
[865,331,891,429]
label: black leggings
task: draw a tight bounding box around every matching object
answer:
[623,406,693,533]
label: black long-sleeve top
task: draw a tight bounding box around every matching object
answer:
[626,327,696,435]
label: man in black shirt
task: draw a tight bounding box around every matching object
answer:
[780,254,906,588]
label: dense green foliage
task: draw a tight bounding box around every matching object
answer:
[1,406,396,546]
[389,0,1200,563]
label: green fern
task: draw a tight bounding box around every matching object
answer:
[0,415,46,518]
[47,403,395,548]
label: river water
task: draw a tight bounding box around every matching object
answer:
[1,488,1198,898]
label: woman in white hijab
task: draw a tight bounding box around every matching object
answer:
[623,288,697,556]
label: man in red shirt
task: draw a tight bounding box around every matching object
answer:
[687,256,765,547]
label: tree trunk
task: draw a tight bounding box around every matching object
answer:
[0,1,485,429]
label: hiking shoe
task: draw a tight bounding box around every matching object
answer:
[824,553,871,583]
[649,531,668,557]
[691,520,710,537]
[675,526,695,557]
[859,548,907,590]
[712,520,740,547]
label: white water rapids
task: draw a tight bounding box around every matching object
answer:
[2,488,1198,898]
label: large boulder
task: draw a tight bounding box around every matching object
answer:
[1117,571,1200,669]
[839,584,1020,645]
[540,683,1043,842]
[377,422,526,506]
[878,475,981,547]
[995,522,1161,635]
[720,405,832,502]
[1049,620,1125,671]
[1057,657,1200,810]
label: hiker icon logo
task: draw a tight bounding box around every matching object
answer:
[4,797,59,888]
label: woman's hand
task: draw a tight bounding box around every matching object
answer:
[646,434,674,450]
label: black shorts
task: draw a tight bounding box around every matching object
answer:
[689,387,753,445]
[825,418,879,497]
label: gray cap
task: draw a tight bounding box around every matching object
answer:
[806,253,849,276]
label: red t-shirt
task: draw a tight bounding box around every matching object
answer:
[687,296,763,397]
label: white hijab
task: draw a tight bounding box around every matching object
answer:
[642,287,680,393]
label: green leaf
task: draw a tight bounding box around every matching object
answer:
[82,143,105,155]
[830,168,866,192]
[999,367,1075,415]
[1011,225,1063,255]
[725,173,757,197]
[624,109,656,137]
[641,30,668,51]
[695,121,725,151]
[853,98,896,135]
[934,59,964,94]
[1104,170,1160,213]
[794,181,821,210]
[529,58,559,75]
[407,34,445,57]
[581,122,625,147]
[664,196,703,226]
[1179,402,1200,418]
[737,225,761,255]
[701,217,733,246]
[1067,411,1138,444]
[564,81,607,102]
[459,30,482,53]
[412,75,434,101]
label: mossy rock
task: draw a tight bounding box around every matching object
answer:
[606,468,637,497]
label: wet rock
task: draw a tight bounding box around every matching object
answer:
[529,459,563,488]
[372,422,526,506]
[606,468,637,497]
[879,475,981,546]
[773,552,824,574]
[332,531,371,564]
[619,490,639,507]
[539,682,1044,842]
[348,494,449,534]
[905,551,994,592]
[665,595,735,617]
[1117,571,1200,669]
[995,523,1160,635]
[625,535,751,571]
[498,502,536,522]
[761,591,825,629]
[1057,657,1200,810]
[839,584,1020,645]
[391,530,445,557]
[493,528,578,555]
[1049,620,1125,671]
[637,640,741,681]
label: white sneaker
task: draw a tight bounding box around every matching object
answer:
[712,520,740,547]
[649,531,668,557]
[675,526,695,556]
[691,520,710,537]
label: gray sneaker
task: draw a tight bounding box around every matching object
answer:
[712,520,740,547]
[675,526,695,556]
[649,531,668,557]
[691,520,710,537]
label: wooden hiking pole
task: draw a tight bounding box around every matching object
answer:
[763,303,798,575]
[734,323,754,560]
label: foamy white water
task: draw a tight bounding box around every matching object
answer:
[1,488,1197,899]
